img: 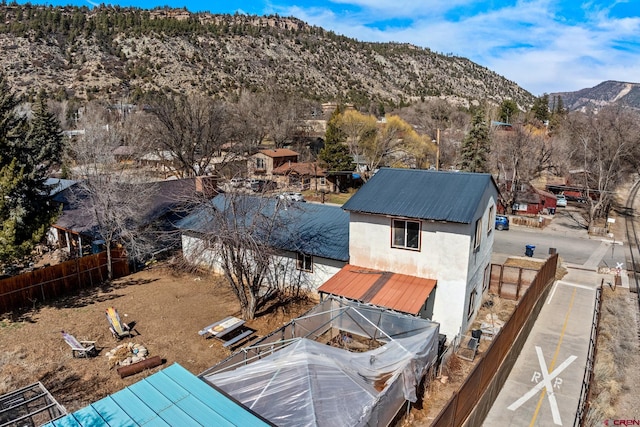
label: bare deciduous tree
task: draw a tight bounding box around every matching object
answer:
[68,106,156,278]
[492,124,554,213]
[144,93,232,177]
[561,106,640,226]
[339,109,377,161]
[181,193,334,320]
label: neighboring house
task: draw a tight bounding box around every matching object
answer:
[48,177,215,258]
[113,145,137,163]
[272,162,327,191]
[319,168,499,340]
[178,194,349,293]
[248,149,299,180]
[138,150,183,177]
[352,155,368,174]
[501,181,557,215]
[45,178,78,197]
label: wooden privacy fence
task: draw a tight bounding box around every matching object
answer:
[0,250,129,314]
[431,253,558,427]
[489,264,539,300]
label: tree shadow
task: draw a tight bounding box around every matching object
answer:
[255,292,312,318]
[1,277,158,324]
[556,209,588,230]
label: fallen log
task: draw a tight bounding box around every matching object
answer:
[116,355,163,378]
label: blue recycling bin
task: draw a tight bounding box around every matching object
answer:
[525,244,535,257]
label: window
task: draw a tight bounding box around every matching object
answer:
[319,177,326,185]
[483,264,491,292]
[474,218,482,251]
[392,219,420,250]
[297,253,313,272]
[256,158,265,169]
[487,205,494,235]
[467,288,478,320]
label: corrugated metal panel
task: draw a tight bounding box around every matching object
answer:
[318,265,436,315]
[342,168,497,224]
[177,195,350,262]
[44,364,273,427]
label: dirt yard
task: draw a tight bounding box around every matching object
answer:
[0,264,314,413]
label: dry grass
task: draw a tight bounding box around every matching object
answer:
[404,293,517,426]
[585,286,638,426]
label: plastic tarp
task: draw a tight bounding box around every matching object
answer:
[202,298,439,427]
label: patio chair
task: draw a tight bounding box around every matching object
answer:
[106,307,132,340]
[61,331,97,358]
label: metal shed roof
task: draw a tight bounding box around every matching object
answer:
[342,168,498,224]
[178,194,350,262]
[318,264,437,315]
[43,363,273,427]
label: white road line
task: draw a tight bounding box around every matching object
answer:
[547,282,559,304]
[548,281,595,304]
[507,346,577,426]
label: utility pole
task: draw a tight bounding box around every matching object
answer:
[436,128,441,171]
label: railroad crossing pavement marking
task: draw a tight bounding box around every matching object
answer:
[507,346,577,425]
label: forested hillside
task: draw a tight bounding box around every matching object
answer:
[0,4,534,111]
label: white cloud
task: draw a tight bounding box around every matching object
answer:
[269,0,640,94]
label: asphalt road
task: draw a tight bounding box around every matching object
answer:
[492,208,623,268]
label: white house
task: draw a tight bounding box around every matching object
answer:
[319,168,499,340]
[178,194,349,293]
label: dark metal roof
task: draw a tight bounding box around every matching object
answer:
[53,178,203,238]
[342,168,498,224]
[177,194,350,262]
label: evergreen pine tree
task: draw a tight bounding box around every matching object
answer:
[531,94,550,123]
[0,76,63,266]
[498,99,518,124]
[319,107,354,171]
[460,109,490,173]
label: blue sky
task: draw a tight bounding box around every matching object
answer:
[19,0,640,95]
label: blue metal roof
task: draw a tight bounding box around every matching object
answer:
[43,364,273,427]
[177,195,350,262]
[342,168,498,224]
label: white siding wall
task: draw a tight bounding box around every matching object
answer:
[181,234,344,293]
[461,195,497,334]
[347,191,498,339]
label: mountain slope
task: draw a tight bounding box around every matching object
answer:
[0,5,534,109]
[552,80,640,111]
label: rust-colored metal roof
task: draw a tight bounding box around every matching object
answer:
[318,265,437,315]
[258,148,299,158]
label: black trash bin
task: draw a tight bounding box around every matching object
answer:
[525,244,535,257]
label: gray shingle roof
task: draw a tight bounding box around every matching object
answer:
[177,194,350,262]
[342,168,497,224]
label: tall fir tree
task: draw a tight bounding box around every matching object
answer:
[460,109,490,173]
[319,106,354,171]
[531,94,550,123]
[0,77,63,266]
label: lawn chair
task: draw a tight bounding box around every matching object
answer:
[106,307,132,340]
[61,331,97,358]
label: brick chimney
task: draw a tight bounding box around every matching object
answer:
[195,176,217,199]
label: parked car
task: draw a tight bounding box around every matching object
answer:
[556,194,567,207]
[245,179,260,189]
[276,192,305,202]
[251,180,277,193]
[495,215,509,231]
[229,177,245,188]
